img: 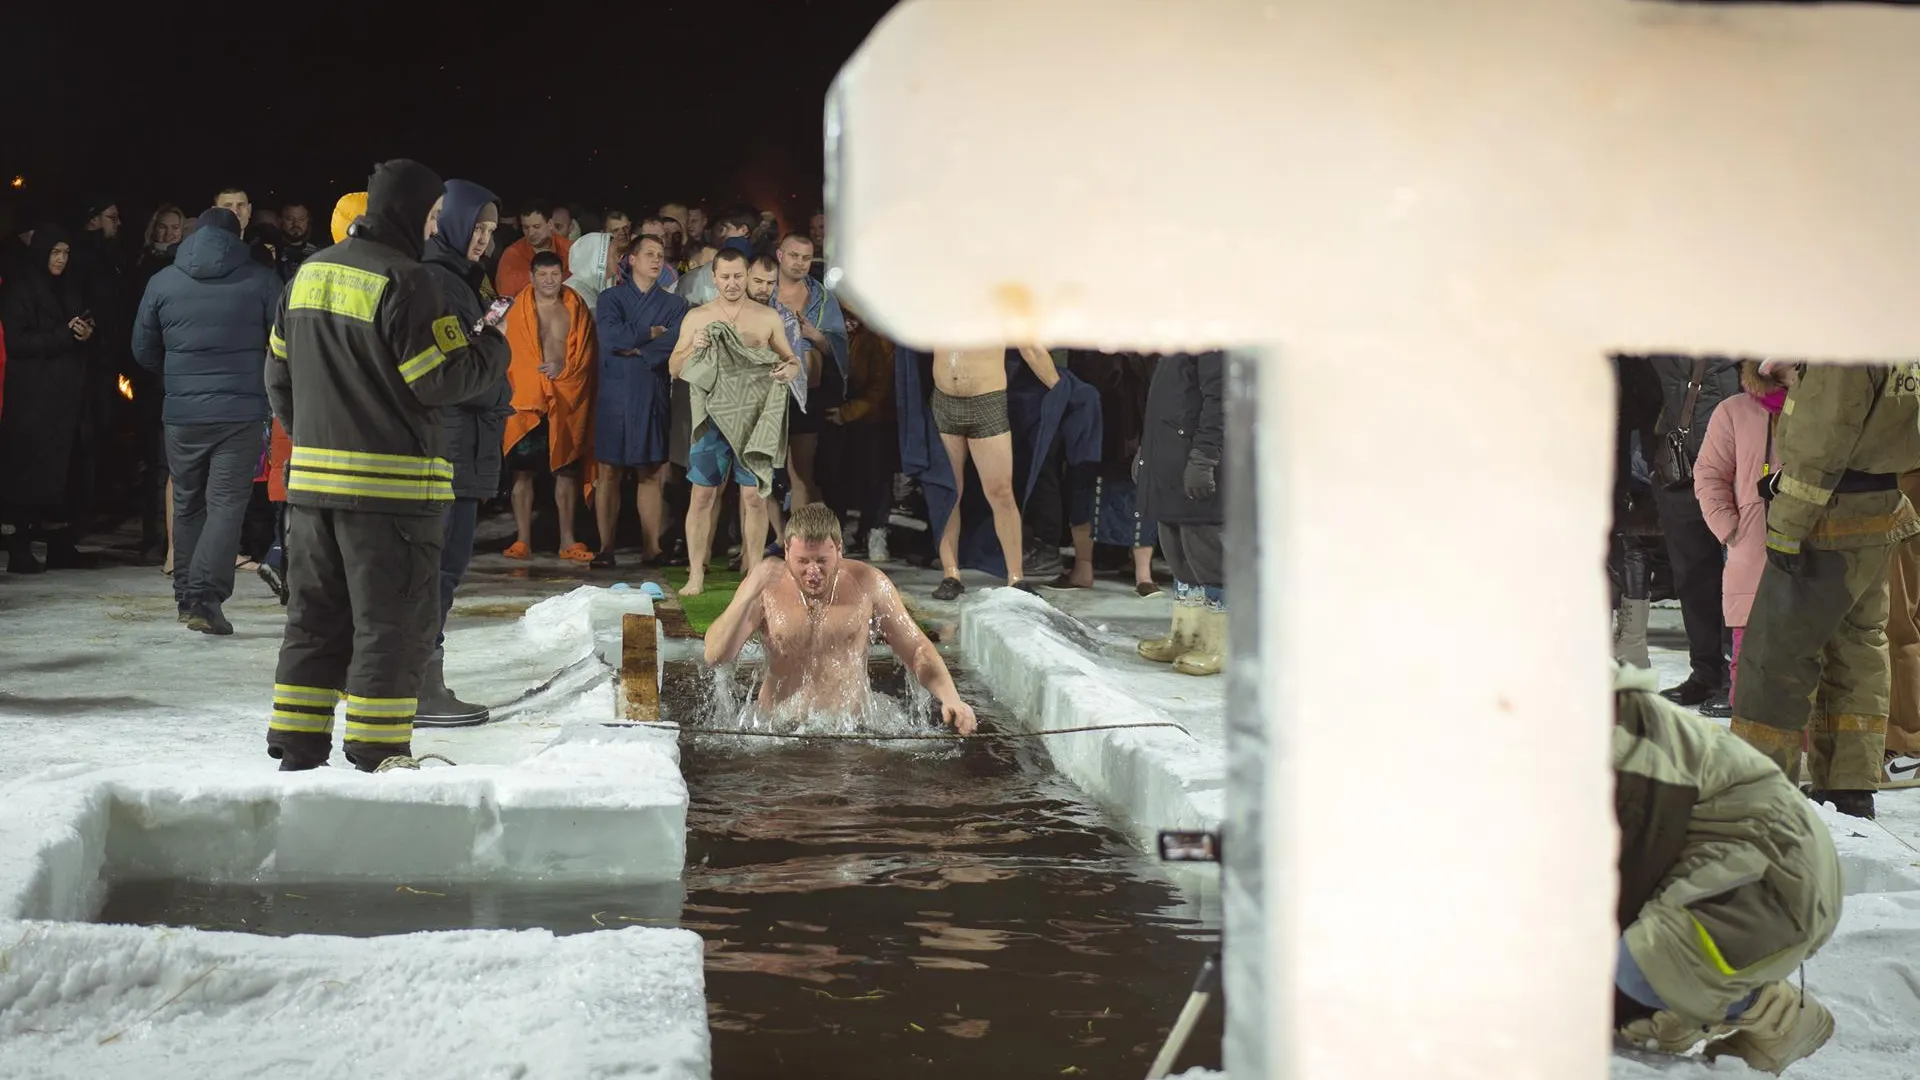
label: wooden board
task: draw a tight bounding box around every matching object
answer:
[621,613,660,723]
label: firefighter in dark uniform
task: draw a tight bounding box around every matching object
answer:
[1732,360,1920,818]
[264,160,510,771]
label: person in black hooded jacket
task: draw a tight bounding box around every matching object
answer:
[0,225,93,573]
[262,159,511,773]
[417,178,511,727]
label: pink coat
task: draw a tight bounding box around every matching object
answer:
[1693,392,1782,627]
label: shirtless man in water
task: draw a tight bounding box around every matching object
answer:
[668,248,803,595]
[929,345,1061,600]
[704,504,979,733]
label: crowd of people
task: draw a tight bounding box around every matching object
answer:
[1612,355,1920,820]
[0,167,1232,729]
[11,161,1920,1075]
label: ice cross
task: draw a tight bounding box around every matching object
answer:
[826,1,1920,1077]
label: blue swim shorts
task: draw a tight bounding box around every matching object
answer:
[686,426,757,488]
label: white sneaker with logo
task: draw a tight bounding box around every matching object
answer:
[1886,753,1920,788]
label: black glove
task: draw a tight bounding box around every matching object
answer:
[1182,453,1218,501]
[1766,545,1803,577]
[1757,473,1781,502]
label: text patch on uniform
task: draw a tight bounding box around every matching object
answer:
[289,264,389,323]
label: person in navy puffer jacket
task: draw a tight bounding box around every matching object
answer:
[133,206,279,635]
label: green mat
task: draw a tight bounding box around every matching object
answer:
[662,563,744,634]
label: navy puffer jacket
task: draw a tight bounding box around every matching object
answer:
[132,209,280,424]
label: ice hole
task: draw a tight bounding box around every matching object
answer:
[11,750,688,931]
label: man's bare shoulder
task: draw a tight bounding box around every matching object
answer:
[843,560,903,604]
[685,304,723,326]
[746,302,787,331]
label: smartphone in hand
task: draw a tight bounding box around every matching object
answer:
[475,296,513,333]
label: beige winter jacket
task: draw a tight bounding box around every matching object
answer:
[1613,664,1842,1024]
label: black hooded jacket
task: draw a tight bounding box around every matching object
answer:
[264,159,510,515]
[421,179,513,500]
[0,225,92,515]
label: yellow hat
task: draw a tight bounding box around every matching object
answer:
[330,192,368,243]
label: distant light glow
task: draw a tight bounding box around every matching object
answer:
[8,175,22,189]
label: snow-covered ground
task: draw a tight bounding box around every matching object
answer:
[956,586,1223,852]
[0,568,706,1079]
[4,567,1916,1079]
[954,594,1920,1079]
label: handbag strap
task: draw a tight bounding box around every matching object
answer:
[1674,358,1710,431]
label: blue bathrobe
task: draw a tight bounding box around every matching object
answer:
[594,275,690,466]
[896,349,1103,578]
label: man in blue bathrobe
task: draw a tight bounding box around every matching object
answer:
[591,234,689,568]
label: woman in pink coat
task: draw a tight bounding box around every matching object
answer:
[1693,360,1794,696]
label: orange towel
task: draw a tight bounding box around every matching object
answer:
[503,284,598,496]
[494,235,572,300]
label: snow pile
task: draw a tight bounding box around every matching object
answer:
[957,588,1223,849]
[518,584,658,674]
[0,722,687,924]
[0,574,706,1077]
[0,921,709,1080]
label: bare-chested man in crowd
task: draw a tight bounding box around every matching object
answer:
[669,248,804,594]
[704,504,978,733]
[930,345,1060,600]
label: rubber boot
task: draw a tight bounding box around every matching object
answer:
[1706,981,1834,1075]
[1614,541,1652,668]
[1620,1009,1729,1055]
[1816,789,1875,820]
[42,526,100,569]
[414,650,490,727]
[1613,599,1652,668]
[1175,608,1226,677]
[1139,601,1200,663]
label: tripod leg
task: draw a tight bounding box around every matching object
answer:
[1146,953,1222,1080]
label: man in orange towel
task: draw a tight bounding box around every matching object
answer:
[494,200,572,299]
[502,250,597,560]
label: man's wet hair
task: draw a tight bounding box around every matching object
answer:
[777,231,813,252]
[712,248,749,270]
[749,254,780,275]
[786,503,843,548]
[632,233,666,253]
[521,198,554,220]
[531,250,565,271]
[604,208,630,223]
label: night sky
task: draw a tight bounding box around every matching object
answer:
[0,0,900,233]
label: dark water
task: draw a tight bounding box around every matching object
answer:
[96,657,1223,1079]
[673,659,1221,1079]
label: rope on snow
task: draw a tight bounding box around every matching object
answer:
[601,720,1194,741]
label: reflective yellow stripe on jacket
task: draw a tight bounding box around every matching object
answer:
[287,446,454,502]
[398,344,447,384]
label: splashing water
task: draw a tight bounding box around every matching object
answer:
[680,632,942,752]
